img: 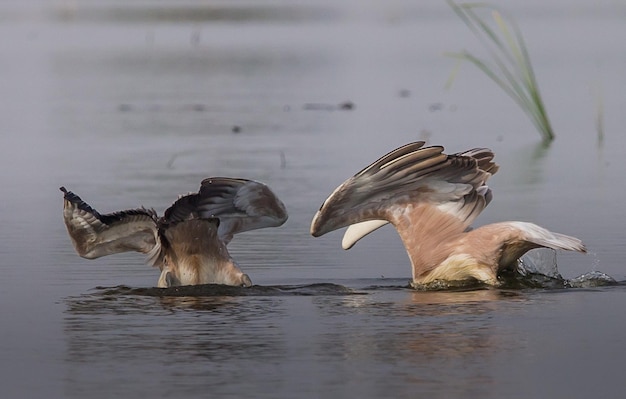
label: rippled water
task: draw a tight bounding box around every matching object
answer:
[2,1,626,397]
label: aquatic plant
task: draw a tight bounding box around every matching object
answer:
[594,83,604,146]
[446,1,555,143]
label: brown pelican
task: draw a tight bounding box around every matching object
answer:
[61,177,287,288]
[310,141,586,286]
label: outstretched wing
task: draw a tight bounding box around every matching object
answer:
[163,177,288,244]
[60,187,158,259]
[310,141,499,248]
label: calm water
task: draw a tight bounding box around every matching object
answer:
[2,1,626,397]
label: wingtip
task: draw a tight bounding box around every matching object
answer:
[61,187,80,202]
[60,186,77,202]
[309,225,319,237]
[309,211,323,237]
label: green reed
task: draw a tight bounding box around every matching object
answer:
[446,1,555,143]
[595,83,604,146]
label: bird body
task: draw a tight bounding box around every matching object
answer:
[61,177,287,288]
[311,142,585,286]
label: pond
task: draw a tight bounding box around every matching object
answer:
[1,1,625,398]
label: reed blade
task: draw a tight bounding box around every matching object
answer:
[446,0,555,143]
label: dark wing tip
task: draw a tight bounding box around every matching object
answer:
[99,207,158,225]
[61,187,157,224]
[60,187,100,215]
[60,186,82,203]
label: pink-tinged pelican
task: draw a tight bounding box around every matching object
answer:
[61,177,287,288]
[310,142,585,286]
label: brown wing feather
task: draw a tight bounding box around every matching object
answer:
[310,142,499,247]
[60,187,158,259]
[162,178,288,244]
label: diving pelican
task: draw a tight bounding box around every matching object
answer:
[61,177,287,287]
[310,141,586,286]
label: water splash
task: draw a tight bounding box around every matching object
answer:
[567,271,617,288]
[517,248,562,279]
[514,248,618,288]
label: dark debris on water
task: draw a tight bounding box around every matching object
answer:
[303,101,354,111]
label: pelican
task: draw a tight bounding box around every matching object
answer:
[61,177,288,288]
[310,142,586,286]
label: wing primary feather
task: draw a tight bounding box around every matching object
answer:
[310,143,499,242]
[354,141,427,178]
[162,177,288,243]
[61,187,158,259]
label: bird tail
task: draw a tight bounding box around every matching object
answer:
[510,221,586,253]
